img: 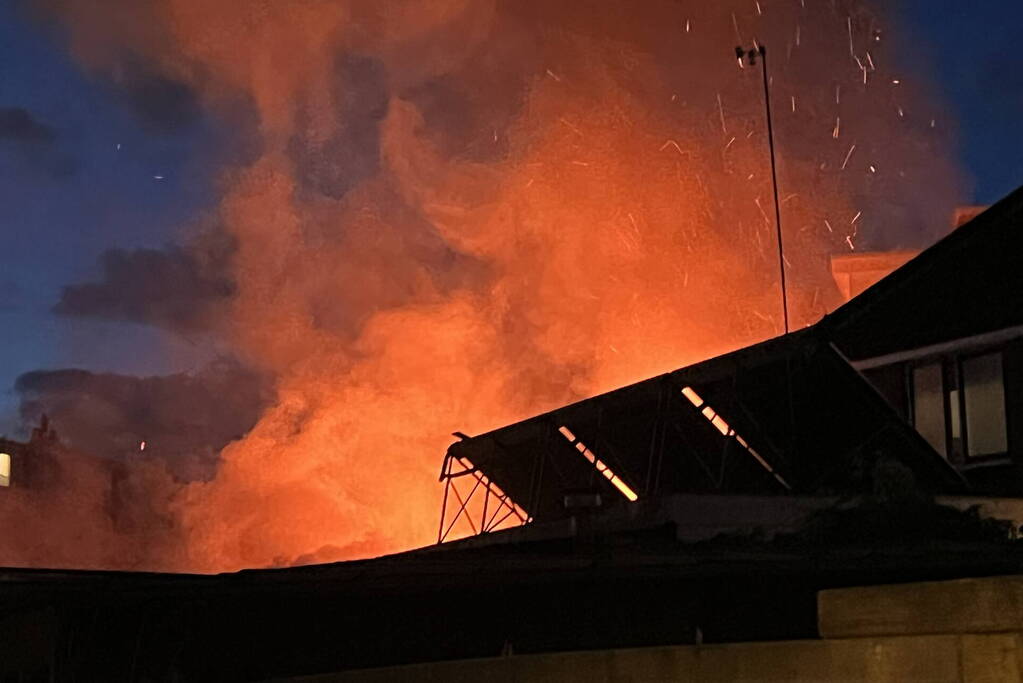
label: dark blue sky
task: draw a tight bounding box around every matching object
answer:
[887,1,1023,203]
[1,1,1021,431]
[0,3,229,430]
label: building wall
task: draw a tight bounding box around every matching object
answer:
[289,576,1023,683]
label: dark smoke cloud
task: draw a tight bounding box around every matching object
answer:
[16,358,273,481]
[0,106,75,178]
[54,228,235,332]
[0,106,56,143]
[288,53,389,199]
[112,59,202,134]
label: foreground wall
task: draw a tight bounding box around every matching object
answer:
[288,576,1023,683]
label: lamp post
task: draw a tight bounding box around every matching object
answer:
[736,44,789,335]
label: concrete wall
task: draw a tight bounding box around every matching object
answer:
[282,575,1023,683]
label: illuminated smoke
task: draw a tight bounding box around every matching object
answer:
[13,0,962,571]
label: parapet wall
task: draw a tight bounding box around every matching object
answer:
[286,575,1023,683]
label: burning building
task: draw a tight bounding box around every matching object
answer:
[439,188,1023,539]
[0,183,1020,682]
[2,0,969,574]
[1,0,1019,677]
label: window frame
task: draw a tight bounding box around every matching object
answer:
[907,348,1009,465]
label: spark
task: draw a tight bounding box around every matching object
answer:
[559,117,582,136]
[724,136,736,150]
[824,219,834,233]
[841,144,856,170]
[892,79,901,85]
[851,211,862,225]
[571,161,590,166]
[609,345,620,354]
[795,25,801,47]
[754,197,770,225]
[731,12,742,43]
[866,52,876,71]
[717,93,727,134]
[869,165,876,173]
[153,175,164,180]
[628,212,641,236]
[930,119,936,128]
[115,143,121,151]
[545,68,562,82]
[832,117,841,139]
[835,85,841,104]
[685,19,690,32]
[847,16,854,58]
[791,95,796,112]
[854,55,868,84]
[845,235,856,250]
[897,106,905,118]
[755,1,762,16]
[660,139,686,155]
[140,441,146,451]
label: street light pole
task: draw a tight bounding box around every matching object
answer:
[736,44,789,335]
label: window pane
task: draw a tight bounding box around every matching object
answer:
[949,389,961,440]
[963,353,1008,456]
[912,364,946,456]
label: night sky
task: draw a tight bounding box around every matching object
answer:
[1,1,1021,433]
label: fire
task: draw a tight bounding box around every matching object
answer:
[11,0,963,572]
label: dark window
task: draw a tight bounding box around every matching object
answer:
[907,351,1008,461]
[962,353,1008,456]
[912,363,946,456]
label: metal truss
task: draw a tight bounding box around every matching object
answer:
[437,452,530,543]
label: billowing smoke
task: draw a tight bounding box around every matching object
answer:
[53,226,236,333]
[16,359,271,481]
[9,0,962,571]
[0,107,56,143]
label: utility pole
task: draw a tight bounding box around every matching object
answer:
[736,44,789,334]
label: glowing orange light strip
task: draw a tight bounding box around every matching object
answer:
[558,426,639,502]
[680,386,791,490]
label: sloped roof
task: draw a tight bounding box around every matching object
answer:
[447,329,965,522]
[823,183,1023,360]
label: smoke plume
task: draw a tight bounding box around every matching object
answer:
[16,359,271,481]
[9,0,963,571]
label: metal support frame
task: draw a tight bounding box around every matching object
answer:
[437,452,530,544]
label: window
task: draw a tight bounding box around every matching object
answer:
[0,452,9,487]
[912,364,946,455]
[909,352,1009,461]
[963,353,1008,456]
